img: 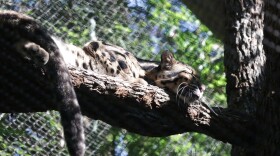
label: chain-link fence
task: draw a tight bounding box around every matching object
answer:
[0,0,229,155]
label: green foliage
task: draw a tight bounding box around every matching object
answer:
[0,112,66,155]
[100,129,230,156]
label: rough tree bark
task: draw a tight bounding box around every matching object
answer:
[224,0,265,155]
[225,0,265,115]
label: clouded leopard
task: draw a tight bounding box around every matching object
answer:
[55,39,205,104]
[0,10,205,156]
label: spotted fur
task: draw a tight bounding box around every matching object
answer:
[56,39,147,84]
[54,39,205,104]
[0,10,85,156]
[83,41,146,83]
[69,40,205,104]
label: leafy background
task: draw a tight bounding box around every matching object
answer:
[0,0,229,155]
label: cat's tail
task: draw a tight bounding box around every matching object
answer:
[0,10,85,156]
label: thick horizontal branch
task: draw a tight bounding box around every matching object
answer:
[68,66,255,147]
[0,57,255,147]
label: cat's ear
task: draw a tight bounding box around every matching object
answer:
[83,41,100,53]
[161,51,175,63]
[160,51,175,70]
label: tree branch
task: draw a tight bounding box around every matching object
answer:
[0,55,255,148]
[68,66,255,147]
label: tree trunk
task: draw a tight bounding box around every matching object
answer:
[182,0,280,155]
[224,0,265,155]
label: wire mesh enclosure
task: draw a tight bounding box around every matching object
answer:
[0,0,229,155]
